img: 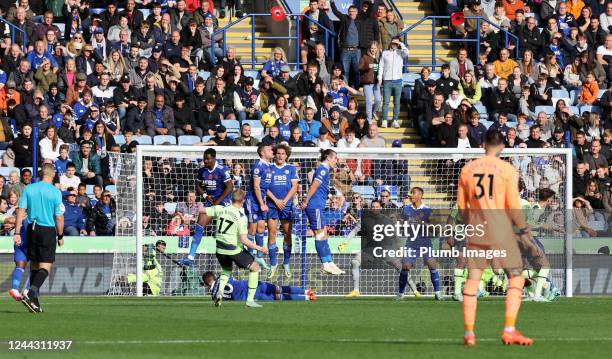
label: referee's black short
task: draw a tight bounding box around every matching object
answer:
[26,223,58,263]
[216,250,254,270]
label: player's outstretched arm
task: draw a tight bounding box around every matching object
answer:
[240,234,269,254]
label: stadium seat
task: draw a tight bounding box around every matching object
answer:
[114,134,125,145]
[86,184,94,195]
[245,70,260,80]
[598,89,606,99]
[105,185,117,195]
[402,72,420,87]
[552,89,570,99]
[164,202,178,215]
[201,135,212,143]
[290,70,302,78]
[90,8,105,14]
[552,97,571,109]
[54,23,65,38]
[534,106,554,118]
[140,9,151,18]
[199,71,211,81]
[153,135,177,145]
[375,185,399,200]
[580,105,603,114]
[178,135,201,145]
[429,72,441,81]
[243,120,264,137]
[132,135,152,145]
[352,185,375,200]
[473,103,488,119]
[0,167,18,179]
[224,120,240,131]
[569,106,580,115]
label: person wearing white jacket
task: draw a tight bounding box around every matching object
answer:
[39,126,65,162]
[378,38,408,128]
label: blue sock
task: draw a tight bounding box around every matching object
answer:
[281,285,305,295]
[323,240,333,262]
[283,243,291,265]
[247,234,255,254]
[12,267,24,290]
[315,240,332,263]
[282,294,306,300]
[255,233,264,258]
[269,243,278,266]
[188,224,204,258]
[399,271,408,294]
[430,269,440,292]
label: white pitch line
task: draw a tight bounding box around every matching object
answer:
[2,337,606,346]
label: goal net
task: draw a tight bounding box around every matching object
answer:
[108,146,573,297]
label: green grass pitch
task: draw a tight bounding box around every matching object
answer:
[1,297,611,358]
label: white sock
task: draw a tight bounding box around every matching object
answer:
[351,259,360,292]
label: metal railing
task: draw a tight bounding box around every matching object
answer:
[0,17,27,52]
[398,16,520,70]
[211,13,337,70]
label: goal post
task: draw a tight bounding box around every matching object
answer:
[119,146,573,297]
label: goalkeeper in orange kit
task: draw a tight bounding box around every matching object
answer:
[457,131,541,347]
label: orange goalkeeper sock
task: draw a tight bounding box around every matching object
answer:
[504,276,525,331]
[463,278,479,333]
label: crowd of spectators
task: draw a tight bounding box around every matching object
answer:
[0,0,609,238]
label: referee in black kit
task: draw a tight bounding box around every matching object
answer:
[14,163,65,313]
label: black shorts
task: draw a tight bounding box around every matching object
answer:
[26,223,57,263]
[216,250,254,270]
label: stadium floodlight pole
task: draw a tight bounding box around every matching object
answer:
[565,148,573,297]
[136,145,144,297]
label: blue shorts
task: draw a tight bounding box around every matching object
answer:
[14,237,28,262]
[304,208,323,231]
[255,281,277,301]
[244,195,267,223]
[267,202,292,221]
[402,237,433,265]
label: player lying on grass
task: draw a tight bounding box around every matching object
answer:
[339,199,420,298]
[202,271,316,301]
[266,144,299,279]
[457,130,540,346]
[179,148,234,266]
[204,188,268,308]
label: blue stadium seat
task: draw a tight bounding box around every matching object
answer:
[402,72,420,87]
[375,185,398,200]
[177,135,201,145]
[90,8,105,14]
[552,89,570,99]
[224,120,241,131]
[290,70,302,78]
[201,135,212,143]
[153,135,177,145]
[140,9,152,18]
[352,185,375,200]
[0,167,18,179]
[245,70,260,80]
[534,106,554,118]
[598,89,606,99]
[568,106,580,115]
[86,185,94,195]
[114,134,125,145]
[429,72,441,81]
[552,97,571,109]
[105,185,117,195]
[164,202,178,215]
[473,103,488,119]
[133,135,152,145]
[580,105,603,114]
[243,119,264,137]
[199,71,211,81]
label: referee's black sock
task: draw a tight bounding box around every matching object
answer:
[29,269,39,292]
[30,269,49,298]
